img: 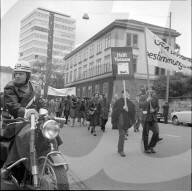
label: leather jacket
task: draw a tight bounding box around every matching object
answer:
[2,80,47,127]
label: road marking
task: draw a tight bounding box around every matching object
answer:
[162,134,180,138]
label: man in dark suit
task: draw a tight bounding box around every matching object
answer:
[139,87,159,154]
[112,89,135,157]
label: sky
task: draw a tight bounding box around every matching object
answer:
[1,0,191,69]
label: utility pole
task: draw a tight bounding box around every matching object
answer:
[166,12,172,103]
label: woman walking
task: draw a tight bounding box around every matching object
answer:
[70,95,77,127]
[64,95,71,124]
[87,93,100,136]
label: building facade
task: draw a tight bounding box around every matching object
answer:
[0,66,14,93]
[63,19,180,102]
[18,7,76,87]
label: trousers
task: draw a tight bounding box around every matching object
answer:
[142,120,159,150]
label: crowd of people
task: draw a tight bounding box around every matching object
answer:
[46,92,110,136]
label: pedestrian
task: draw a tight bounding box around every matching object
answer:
[99,93,110,132]
[48,99,56,117]
[111,94,119,130]
[60,97,66,118]
[70,95,77,127]
[55,98,62,117]
[87,93,100,136]
[64,95,71,124]
[78,98,86,126]
[162,101,169,124]
[133,95,142,132]
[139,86,160,154]
[111,89,135,157]
[86,97,92,129]
[76,97,81,124]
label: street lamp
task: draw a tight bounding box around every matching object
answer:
[82,13,89,20]
[82,12,129,20]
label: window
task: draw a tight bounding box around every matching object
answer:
[88,85,92,97]
[95,84,100,94]
[90,44,94,57]
[82,87,86,97]
[155,67,160,75]
[84,49,88,60]
[105,34,111,49]
[160,68,165,75]
[103,83,109,97]
[133,57,137,73]
[77,87,81,98]
[74,69,77,81]
[104,56,111,73]
[126,33,138,48]
[78,67,82,80]
[97,39,102,53]
[96,59,101,75]
[63,73,65,85]
[74,55,77,66]
[70,71,73,82]
[66,60,69,70]
[79,52,82,63]
[70,58,73,68]
[83,65,87,79]
[66,73,68,84]
[162,38,167,43]
[89,62,94,77]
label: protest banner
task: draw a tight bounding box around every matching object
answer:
[48,86,76,96]
[145,27,191,75]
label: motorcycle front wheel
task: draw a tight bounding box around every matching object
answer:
[38,160,69,190]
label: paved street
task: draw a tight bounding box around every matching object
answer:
[1,119,191,190]
[59,118,191,190]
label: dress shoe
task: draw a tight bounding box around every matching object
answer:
[93,131,97,136]
[149,147,156,153]
[158,137,163,141]
[144,149,151,154]
[124,137,128,140]
[118,151,126,157]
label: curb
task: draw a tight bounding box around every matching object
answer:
[68,169,89,190]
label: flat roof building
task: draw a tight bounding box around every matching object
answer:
[64,19,180,101]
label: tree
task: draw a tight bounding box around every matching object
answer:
[153,73,192,98]
[31,60,64,98]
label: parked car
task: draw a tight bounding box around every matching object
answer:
[171,105,192,126]
[157,112,164,122]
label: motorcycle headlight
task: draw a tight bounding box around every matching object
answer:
[42,120,60,139]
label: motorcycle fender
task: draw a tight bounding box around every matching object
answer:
[47,153,68,170]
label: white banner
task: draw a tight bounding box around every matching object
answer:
[145,27,192,75]
[48,86,76,96]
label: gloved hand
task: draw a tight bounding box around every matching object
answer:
[24,109,39,119]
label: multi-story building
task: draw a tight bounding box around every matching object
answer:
[18,7,76,87]
[63,19,180,102]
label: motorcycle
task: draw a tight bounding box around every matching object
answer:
[0,109,69,190]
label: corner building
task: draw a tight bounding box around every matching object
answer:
[64,19,180,102]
